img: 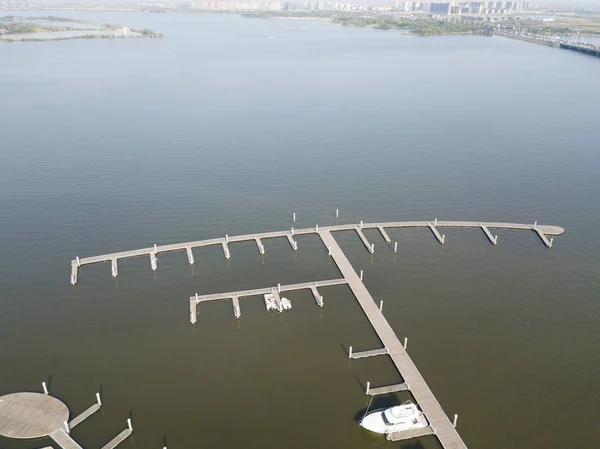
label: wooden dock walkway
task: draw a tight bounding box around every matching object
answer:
[50,429,84,449]
[428,222,445,244]
[354,225,374,253]
[350,348,388,359]
[70,220,564,284]
[366,382,409,396]
[310,286,324,307]
[100,428,132,449]
[0,391,130,449]
[68,403,100,429]
[481,225,498,245]
[319,229,467,449]
[189,279,347,323]
[388,425,435,442]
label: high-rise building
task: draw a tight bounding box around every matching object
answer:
[430,1,451,14]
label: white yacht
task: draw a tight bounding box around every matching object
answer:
[264,293,278,311]
[281,297,292,310]
[359,402,427,435]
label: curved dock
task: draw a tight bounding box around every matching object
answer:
[70,220,564,284]
[0,391,132,449]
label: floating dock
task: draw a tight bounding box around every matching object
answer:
[320,229,468,448]
[189,279,347,323]
[70,220,564,284]
[0,391,132,449]
[69,218,565,448]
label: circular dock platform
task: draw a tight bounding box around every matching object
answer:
[0,392,69,439]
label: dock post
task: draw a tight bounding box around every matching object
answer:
[441,235,445,244]
[291,227,294,236]
[328,246,331,256]
[549,238,553,248]
[76,256,80,267]
[349,346,353,359]
[366,382,370,395]
[293,213,296,223]
[277,283,281,293]
[226,234,229,244]
[379,300,383,312]
[316,224,318,232]
[154,244,157,252]
[494,235,498,245]
[453,414,458,428]
[96,392,102,407]
[127,418,133,432]
[64,421,70,434]
[370,243,374,253]
[360,270,363,281]
[404,337,408,349]
[336,208,339,218]
[360,220,363,230]
[434,218,437,226]
[42,382,48,395]
[294,240,298,250]
[150,252,158,271]
[394,242,398,253]
[533,221,537,230]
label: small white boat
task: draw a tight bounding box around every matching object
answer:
[359,402,427,435]
[264,293,278,311]
[281,297,292,310]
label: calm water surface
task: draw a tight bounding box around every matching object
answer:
[0,12,599,449]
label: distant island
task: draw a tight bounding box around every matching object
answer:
[0,16,163,43]
[240,10,600,38]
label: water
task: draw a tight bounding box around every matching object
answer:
[1,12,599,449]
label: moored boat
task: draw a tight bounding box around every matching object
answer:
[359,402,427,435]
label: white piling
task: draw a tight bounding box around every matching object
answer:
[494,235,498,245]
[277,283,281,293]
[64,421,70,434]
[154,244,157,252]
[291,227,294,236]
[549,237,553,248]
[360,270,363,281]
[360,220,363,230]
[534,221,537,230]
[434,218,437,226]
[127,418,133,432]
[366,382,370,395]
[394,242,398,253]
[294,240,298,250]
[453,414,458,427]
[76,256,80,267]
[328,246,331,256]
[370,243,374,253]
[441,234,445,244]
[403,337,408,349]
[225,234,229,243]
[336,208,339,218]
[320,295,323,306]
[379,300,383,312]
[42,382,48,395]
[293,213,296,223]
[96,392,102,406]
[195,293,198,302]
[349,346,353,359]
